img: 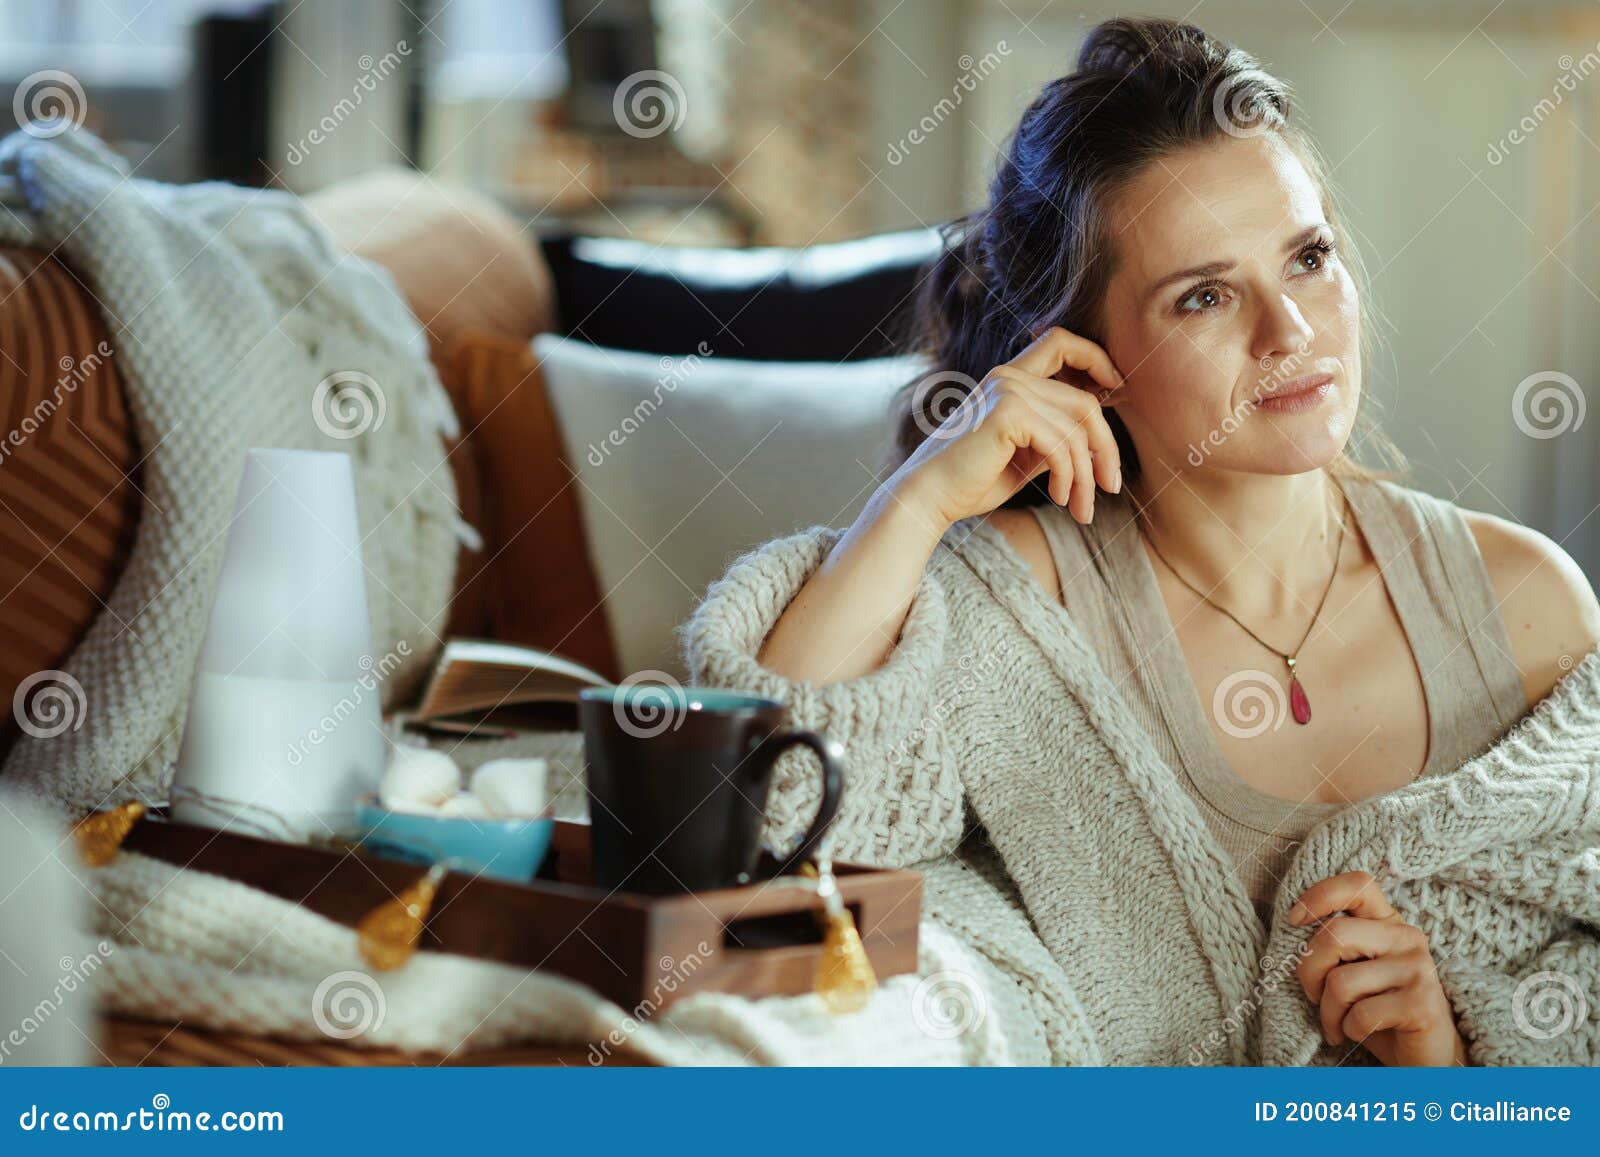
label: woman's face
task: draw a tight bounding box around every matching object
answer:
[1095,133,1362,478]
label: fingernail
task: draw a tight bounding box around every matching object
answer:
[1111,468,1122,493]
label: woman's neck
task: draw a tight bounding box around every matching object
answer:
[1124,463,1351,621]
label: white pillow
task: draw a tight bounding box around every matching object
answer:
[535,335,927,680]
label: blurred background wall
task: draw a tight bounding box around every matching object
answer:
[3,0,1596,581]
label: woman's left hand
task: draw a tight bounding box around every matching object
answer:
[1290,871,1470,1066]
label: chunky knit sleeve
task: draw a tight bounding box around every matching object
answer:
[679,525,966,868]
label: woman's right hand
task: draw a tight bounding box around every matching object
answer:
[891,326,1126,529]
[753,327,1126,687]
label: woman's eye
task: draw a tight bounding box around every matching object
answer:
[1296,242,1335,273]
[1178,285,1227,313]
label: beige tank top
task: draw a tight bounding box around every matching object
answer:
[1028,472,1530,927]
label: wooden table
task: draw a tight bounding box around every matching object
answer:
[99,1017,649,1067]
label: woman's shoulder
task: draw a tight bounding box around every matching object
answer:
[966,506,1062,603]
[1365,475,1600,706]
[1456,503,1600,704]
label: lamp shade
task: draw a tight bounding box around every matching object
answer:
[171,448,386,840]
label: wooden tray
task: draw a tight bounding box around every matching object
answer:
[122,816,922,1012]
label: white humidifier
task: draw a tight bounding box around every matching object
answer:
[171,448,387,840]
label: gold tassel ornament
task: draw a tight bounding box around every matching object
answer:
[801,859,877,1013]
[357,862,447,971]
[71,802,147,867]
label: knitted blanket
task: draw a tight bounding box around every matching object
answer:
[0,127,462,810]
[679,521,1600,1066]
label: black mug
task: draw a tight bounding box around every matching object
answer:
[578,684,845,893]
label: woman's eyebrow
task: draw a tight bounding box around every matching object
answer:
[1142,223,1333,302]
[1144,258,1232,301]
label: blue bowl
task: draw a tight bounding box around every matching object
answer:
[356,796,555,883]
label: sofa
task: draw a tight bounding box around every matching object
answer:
[0,167,943,759]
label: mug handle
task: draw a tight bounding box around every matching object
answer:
[750,730,845,870]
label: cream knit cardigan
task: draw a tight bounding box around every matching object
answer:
[678,518,1600,1066]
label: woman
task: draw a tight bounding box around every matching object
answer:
[684,18,1600,1066]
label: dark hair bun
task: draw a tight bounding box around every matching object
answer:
[1075,16,1221,78]
[1074,17,1291,138]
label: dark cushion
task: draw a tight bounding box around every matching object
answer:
[537,227,943,361]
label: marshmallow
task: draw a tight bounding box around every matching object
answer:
[469,758,548,818]
[379,745,460,812]
[435,792,491,820]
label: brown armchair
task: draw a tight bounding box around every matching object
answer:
[0,247,140,759]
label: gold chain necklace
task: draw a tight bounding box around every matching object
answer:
[1130,484,1349,726]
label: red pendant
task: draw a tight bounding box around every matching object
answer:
[1289,675,1311,725]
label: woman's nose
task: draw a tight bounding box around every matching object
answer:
[1253,292,1316,363]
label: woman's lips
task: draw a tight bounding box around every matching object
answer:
[1253,373,1336,414]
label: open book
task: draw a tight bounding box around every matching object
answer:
[407,639,610,733]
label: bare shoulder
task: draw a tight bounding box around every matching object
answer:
[1460,507,1600,707]
[979,507,1062,603]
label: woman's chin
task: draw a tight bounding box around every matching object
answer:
[1241,407,1358,474]
[1251,439,1350,475]
[1206,428,1352,476]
